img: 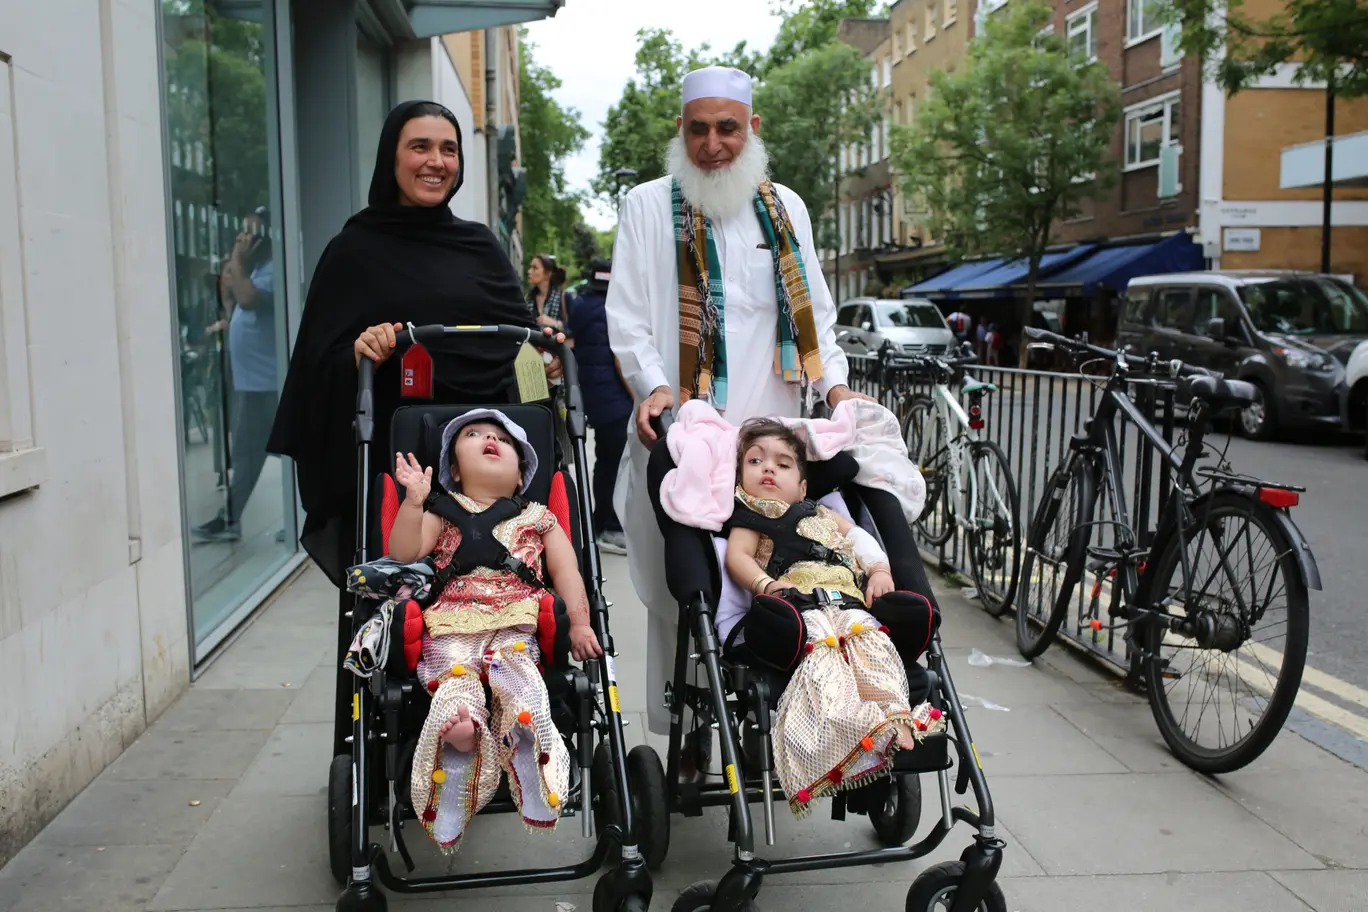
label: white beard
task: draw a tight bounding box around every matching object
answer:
[665,128,770,220]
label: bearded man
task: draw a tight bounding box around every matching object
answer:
[606,65,871,742]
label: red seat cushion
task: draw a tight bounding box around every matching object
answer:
[377,470,573,673]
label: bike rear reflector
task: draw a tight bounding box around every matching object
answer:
[969,404,984,430]
[1257,487,1299,508]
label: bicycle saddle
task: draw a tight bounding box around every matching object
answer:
[961,378,997,395]
[1178,375,1256,410]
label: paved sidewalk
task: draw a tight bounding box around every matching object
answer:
[2,554,1366,912]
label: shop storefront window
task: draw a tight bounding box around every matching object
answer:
[161,0,296,658]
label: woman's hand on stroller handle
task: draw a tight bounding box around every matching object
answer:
[395,451,432,506]
[569,621,603,661]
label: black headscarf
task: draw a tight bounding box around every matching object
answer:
[267,99,537,585]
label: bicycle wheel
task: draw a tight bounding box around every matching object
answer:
[966,440,1021,616]
[1015,456,1094,659]
[1142,491,1309,774]
[904,397,953,547]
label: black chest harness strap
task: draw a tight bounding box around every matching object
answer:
[422,482,544,592]
[724,500,861,582]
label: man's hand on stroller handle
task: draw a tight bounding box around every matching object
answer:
[395,452,432,506]
[637,385,675,446]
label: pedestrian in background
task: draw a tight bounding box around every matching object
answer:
[526,254,571,334]
[567,257,631,555]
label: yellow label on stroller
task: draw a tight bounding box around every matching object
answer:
[725,763,740,794]
[514,343,550,403]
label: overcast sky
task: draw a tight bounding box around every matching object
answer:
[524,0,785,230]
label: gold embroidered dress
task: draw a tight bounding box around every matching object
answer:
[411,494,571,852]
[736,489,919,816]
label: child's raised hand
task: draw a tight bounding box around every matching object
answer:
[864,567,895,607]
[395,451,432,505]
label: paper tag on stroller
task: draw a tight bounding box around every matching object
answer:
[401,342,433,399]
[514,343,550,403]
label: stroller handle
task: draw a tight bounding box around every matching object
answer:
[650,407,675,440]
[355,324,581,444]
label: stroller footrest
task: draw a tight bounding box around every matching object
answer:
[893,732,952,774]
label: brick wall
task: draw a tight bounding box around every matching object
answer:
[1044,0,1200,244]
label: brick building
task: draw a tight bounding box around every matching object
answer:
[1194,0,1368,281]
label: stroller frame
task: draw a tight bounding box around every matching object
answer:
[334,324,652,912]
[648,414,1006,912]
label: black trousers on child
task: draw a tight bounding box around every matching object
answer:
[724,588,940,679]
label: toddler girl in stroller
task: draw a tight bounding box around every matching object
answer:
[383,408,602,852]
[723,418,944,816]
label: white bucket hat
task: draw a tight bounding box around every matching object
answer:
[437,408,539,495]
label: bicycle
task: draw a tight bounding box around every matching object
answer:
[883,347,1022,617]
[1015,328,1318,774]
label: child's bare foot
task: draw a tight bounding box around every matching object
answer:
[894,722,917,750]
[439,705,477,752]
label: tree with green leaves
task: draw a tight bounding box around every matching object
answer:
[763,0,881,74]
[518,30,591,271]
[593,29,712,196]
[1164,0,1367,98]
[753,42,882,249]
[890,0,1120,333]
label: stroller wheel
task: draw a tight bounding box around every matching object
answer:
[904,860,1006,912]
[626,745,671,869]
[592,872,650,912]
[327,754,353,887]
[869,774,922,846]
[671,880,759,912]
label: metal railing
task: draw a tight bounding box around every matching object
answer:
[846,352,1181,673]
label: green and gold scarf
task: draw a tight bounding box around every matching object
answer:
[673,179,824,411]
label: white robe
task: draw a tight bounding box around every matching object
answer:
[605,175,850,735]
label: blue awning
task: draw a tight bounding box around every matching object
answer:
[1036,233,1205,295]
[954,244,1099,298]
[904,258,1007,297]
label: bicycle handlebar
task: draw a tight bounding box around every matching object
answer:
[1023,326,1221,379]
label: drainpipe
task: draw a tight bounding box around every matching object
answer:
[485,28,499,236]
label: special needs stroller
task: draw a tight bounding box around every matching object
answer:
[330,325,662,912]
[643,411,1007,912]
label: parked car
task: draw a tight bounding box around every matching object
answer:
[1117,270,1368,440]
[834,296,957,359]
[1344,339,1368,459]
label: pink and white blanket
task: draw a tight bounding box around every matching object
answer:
[658,398,926,531]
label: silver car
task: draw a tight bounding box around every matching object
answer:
[835,296,958,358]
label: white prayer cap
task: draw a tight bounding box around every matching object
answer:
[681,66,753,109]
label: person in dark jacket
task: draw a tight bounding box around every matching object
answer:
[567,258,632,554]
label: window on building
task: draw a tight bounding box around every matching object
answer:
[882,56,892,87]
[1127,0,1164,43]
[893,30,902,58]
[925,4,937,40]
[1125,94,1180,168]
[871,64,880,89]
[945,0,957,23]
[1067,2,1099,63]
[906,21,917,53]
[881,113,891,159]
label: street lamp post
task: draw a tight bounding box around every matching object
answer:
[613,167,638,218]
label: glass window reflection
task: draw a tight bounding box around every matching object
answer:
[162,0,296,656]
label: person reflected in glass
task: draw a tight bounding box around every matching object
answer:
[195,206,278,543]
[266,100,563,758]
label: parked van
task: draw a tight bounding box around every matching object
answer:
[834,296,958,359]
[1117,271,1368,440]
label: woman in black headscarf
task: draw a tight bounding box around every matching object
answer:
[267,101,551,754]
